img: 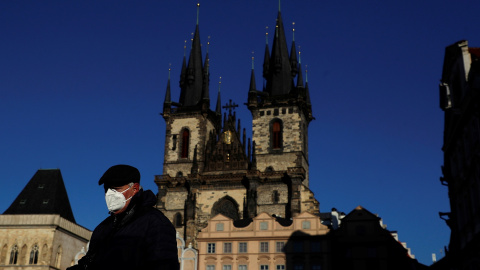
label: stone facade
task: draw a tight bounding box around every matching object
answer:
[0,214,91,270]
[163,112,217,177]
[156,6,318,252]
[251,105,310,187]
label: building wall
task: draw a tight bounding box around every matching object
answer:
[252,105,310,187]
[196,212,330,270]
[164,114,216,177]
[438,40,480,270]
[0,215,91,270]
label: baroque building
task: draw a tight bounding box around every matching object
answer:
[155,5,318,247]
[435,40,480,269]
[0,169,91,270]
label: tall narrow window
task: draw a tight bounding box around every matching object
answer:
[29,245,39,264]
[9,245,18,265]
[55,246,62,268]
[272,120,282,149]
[181,129,190,158]
[174,213,182,228]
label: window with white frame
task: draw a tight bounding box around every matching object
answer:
[224,243,232,253]
[223,265,232,270]
[260,242,269,253]
[207,243,216,253]
[276,265,285,270]
[276,242,285,252]
[239,242,247,253]
[239,265,247,270]
[260,265,269,270]
[207,265,215,270]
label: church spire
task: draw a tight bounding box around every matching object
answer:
[296,50,304,88]
[163,66,172,116]
[216,77,222,115]
[262,27,270,81]
[290,23,298,77]
[202,36,210,106]
[265,9,293,96]
[249,54,257,93]
[164,66,172,103]
[178,3,207,108]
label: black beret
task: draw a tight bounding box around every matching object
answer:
[98,164,140,186]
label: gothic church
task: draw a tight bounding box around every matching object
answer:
[155,5,318,246]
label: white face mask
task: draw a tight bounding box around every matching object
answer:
[105,185,133,213]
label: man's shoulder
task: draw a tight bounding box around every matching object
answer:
[141,206,171,224]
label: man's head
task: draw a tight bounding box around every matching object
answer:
[99,165,141,214]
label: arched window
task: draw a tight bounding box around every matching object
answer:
[41,244,48,264]
[212,196,239,220]
[20,245,27,265]
[181,129,190,158]
[272,119,282,149]
[174,212,183,228]
[55,246,62,269]
[1,245,7,265]
[9,245,18,265]
[29,244,39,264]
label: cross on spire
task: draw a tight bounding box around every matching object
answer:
[222,99,238,115]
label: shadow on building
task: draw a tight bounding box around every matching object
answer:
[284,206,427,270]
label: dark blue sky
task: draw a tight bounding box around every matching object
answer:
[1,0,479,265]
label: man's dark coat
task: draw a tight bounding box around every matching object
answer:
[71,189,179,270]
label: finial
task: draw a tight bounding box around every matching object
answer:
[251,51,255,70]
[183,40,187,56]
[292,22,295,41]
[219,77,222,91]
[278,0,281,12]
[207,36,211,54]
[265,26,269,45]
[168,63,172,79]
[298,47,301,64]
[196,3,200,25]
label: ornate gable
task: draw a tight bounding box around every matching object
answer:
[204,105,249,172]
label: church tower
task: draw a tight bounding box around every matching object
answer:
[247,9,313,186]
[156,4,318,247]
[161,4,221,179]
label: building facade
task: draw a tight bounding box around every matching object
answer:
[436,40,480,269]
[1,169,91,270]
[196,212,330,270]
[155,6,317,247]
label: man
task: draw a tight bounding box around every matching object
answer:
[69,165,179,270]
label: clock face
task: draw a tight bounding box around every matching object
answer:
[223,130,232,144]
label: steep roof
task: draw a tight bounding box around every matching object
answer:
[3,169,76,223]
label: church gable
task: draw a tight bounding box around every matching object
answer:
[204,108,250,173]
